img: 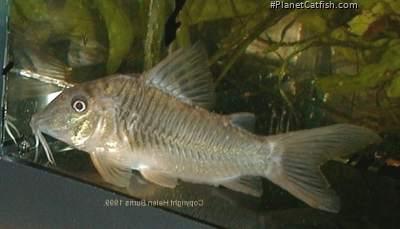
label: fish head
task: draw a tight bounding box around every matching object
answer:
[30,83,107,149]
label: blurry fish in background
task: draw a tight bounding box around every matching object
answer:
[30,44,381,213]
[67,34,108,68]
[7,24,110,100]
[8,27,73,94]
[5,14,107,161]
[11,0,110,68]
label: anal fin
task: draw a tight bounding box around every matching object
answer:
[220,176,263,197]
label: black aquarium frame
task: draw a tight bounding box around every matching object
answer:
[0,1,213,228]
[0,0,8,145]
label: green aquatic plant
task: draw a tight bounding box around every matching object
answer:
[143,0,174,69]
[387,76,400,98]
[12,0,98,43]
[8,0,400,133]
[94,0,134,73]
[54,0,97,40]
[315,2,400,98]
[180,0,266,25]
[12,0,135,74]
[12,0,49,23]
[317,40,400,95]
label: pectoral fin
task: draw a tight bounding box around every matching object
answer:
[90,152,131,188]
[140,170,178,188]
[220,176,263,197]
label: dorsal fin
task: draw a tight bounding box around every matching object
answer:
[143,43,215,109]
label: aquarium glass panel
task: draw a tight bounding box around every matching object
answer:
[2,0,400,228]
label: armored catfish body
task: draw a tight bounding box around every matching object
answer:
[30,44,381,213]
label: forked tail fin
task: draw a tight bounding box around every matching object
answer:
[262,124,381,213]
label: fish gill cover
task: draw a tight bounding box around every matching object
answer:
[2,0,400,228]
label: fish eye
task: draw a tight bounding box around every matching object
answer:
[71,97,87,113]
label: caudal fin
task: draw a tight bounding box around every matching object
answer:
[262,124,381,213]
